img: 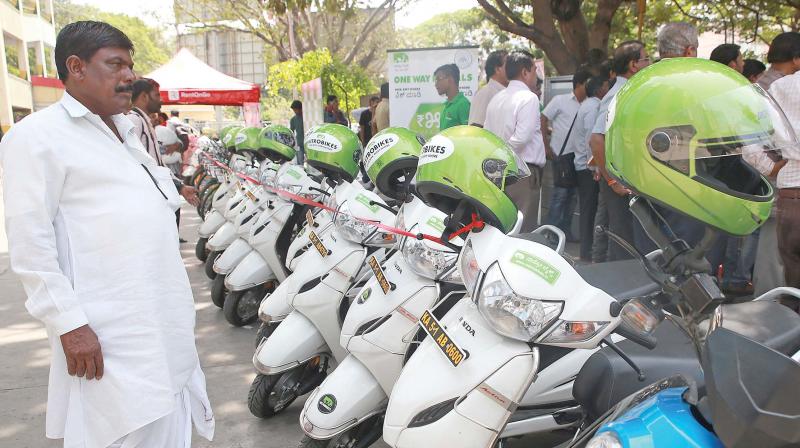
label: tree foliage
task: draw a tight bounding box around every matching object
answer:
[266,48,375,114]
[53,0,171,75]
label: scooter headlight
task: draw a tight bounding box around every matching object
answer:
[476,263,562,342]
[458,240,480,296]
[586,431,623,448]
[401,233,458,280]
[334,203,396,247]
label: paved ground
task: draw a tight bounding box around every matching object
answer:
[0,201,567,447]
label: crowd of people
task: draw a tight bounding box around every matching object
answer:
[401,22,800,299]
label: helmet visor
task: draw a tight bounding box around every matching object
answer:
[266,130,296,148]
[645,83,797,196]
[482,149,531,191]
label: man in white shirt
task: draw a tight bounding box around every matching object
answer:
[541,70,590,239]
[468,50,508,127]
[589,40,651,260]
[484,50,545,232]
[569,75,609,261]
[0,21,213,447]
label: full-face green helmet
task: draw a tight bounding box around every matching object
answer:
[222,125,243,151]
[605,58,791,236]
[304,123,362,182]
[363,127,425,200]
[234,127,264,160]
[259,125,296,162]
[414,125,530,234]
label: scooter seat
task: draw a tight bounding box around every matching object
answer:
[574,260,660,301]
[573,300,800,421]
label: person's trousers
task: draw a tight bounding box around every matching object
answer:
[592,182,609,263]
[776,195,800,289]
[575,170,598,260]
[599,181,633,261]
[506,164,543,233]
[754,216,785,296]
[546,185,577,237]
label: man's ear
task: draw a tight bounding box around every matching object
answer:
[65,55,85,80]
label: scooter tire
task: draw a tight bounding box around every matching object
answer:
[205,251,220,279]
[255,321,277,348]
[195,237,209,262]
[296,436,328,448]
[248,373,295,419]
[223,289,260,327]
[211,274,227,308]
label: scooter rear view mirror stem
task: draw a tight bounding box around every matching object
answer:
[601,337,646,382]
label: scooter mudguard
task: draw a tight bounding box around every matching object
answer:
[213,237,253,275]
[223,190,246,221]
[258,279,294,323]
[198,209,226,238]
[211,181,234,214]
[206,221,238,251]
[301,355,388,439]
[286,212,334,271]
[383,298,538,448]
[253,310,328,375]
[225,250,275,292]
[258,202,296,282]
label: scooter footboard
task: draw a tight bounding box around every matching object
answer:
[300,355,388,439]
[213,238,252,275]
[253,311,329,375]
[226,251,275,292]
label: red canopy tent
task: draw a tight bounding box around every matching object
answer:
[146,48,260,106]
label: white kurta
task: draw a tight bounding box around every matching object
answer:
[0,93,214,448]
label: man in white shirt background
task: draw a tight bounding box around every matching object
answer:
[541,70,590,240]
[468,50,508,127]
[0,21,213,447]
[484,50,546,232]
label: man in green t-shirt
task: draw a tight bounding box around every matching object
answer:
[434,63,470,130]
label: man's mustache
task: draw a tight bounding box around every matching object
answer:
[115,84,134,93]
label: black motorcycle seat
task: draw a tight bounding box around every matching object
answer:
[574,259,660,301]
[573,300,800,421]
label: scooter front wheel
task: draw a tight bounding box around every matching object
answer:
[195,237,209,262]
[205,251,220,279]
[223,287,262,327]
[248,371,299,419]
[297,414,383,448]
[255,321,278,347]
[211,274,227,308]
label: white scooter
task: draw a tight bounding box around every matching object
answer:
[248,183,398,419]
[223,163,330,326]
[382,222,660,448]
[196,154,249,261]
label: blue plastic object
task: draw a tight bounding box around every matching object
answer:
[595,387,724,448]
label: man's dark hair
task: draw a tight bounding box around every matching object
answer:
[572,69,592,89]
[380,82,389,99]
[326,95,338,104]
[612,40,644,76]
[290,100,302,110]
[55,21,134,81]
[767,32,800,63]
[434,64,460,85]
[369,96,380,103]
[485,50,508,80]
[131,79,156,101]
[505,50,534,80]
[170,110,179,117]
[743,59,766,79]
[587,48,606,67]
[710,43,741,67]
[586,76,608,98]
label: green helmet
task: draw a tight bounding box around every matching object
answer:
[363,127,425,200]
[222,125,243,150]
[234,127,264,160]
[259,125,296,162]
[415,125,529,234]
[304,123,362,182]
[605,58,790,236]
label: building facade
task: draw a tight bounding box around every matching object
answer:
[0,0,60,132]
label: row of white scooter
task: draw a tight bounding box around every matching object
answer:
[192,148,679,448]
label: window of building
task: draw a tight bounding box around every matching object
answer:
[27,43,42,76]
[4,0,20,10]
[4,34,27,80]
[22,0,37,14]
[43,45,56,78]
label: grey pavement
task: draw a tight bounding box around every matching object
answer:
[0,202,564,448]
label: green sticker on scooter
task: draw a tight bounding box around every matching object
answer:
[318,394,337,414]
[357,288,372,304]
[510,250,561,285]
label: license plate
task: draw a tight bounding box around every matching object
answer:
[309,231,328,257]
[245,191,257,201]
[367,255,391,294]
[419,310,466,367]
[306,209,315,227]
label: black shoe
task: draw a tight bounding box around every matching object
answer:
[179,238,188,243]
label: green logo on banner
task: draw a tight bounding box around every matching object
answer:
[393,52,409,63]
[356,194,380,213]
[510,250,561,285]
[409,103,444,140]
[426,216,446,233]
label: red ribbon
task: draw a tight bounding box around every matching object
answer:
[205,157,484,246]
